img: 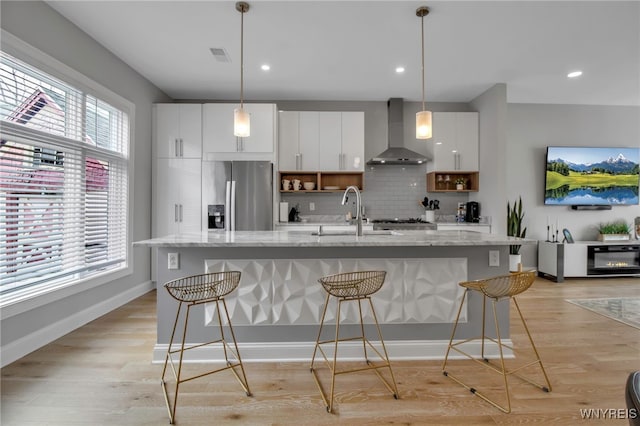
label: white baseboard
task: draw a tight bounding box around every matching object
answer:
[1,280,154,368]
[152,339,514,363]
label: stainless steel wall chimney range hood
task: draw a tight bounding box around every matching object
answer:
[367,98,429,165]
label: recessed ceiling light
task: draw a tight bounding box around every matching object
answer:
[567,70,582,78]
[395,66,405,73]
[261,64,270,71]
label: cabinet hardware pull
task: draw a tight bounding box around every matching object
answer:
[180,139,184,157]
[179,204,183,222]
[174,204,178,222]
[175,139,179,157]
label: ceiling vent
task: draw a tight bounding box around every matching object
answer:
[209,47,230,63]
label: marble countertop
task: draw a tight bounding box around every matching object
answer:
[135,229,535,248]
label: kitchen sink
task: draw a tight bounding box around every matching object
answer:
[310,230,402,236]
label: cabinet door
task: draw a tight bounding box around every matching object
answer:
[178,104,203,158]
[318,112,342,171]
[278,111,299,170]
[203,103,237,153]
[431,113,456,171]
[154,104,202,158]
[241,103,275,153]
[155,158,180,236]
[155,159,201,235]
[176,159,202,233]
[456,112,479,171]
[298,111,320,170]
[340,112,365,171]
[154,104,181,158]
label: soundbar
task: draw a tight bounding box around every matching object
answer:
[571,205,613,210]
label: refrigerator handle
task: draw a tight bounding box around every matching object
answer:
[230,180,237,231]
[225,181,232,231]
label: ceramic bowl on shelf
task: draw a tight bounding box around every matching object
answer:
[323,186,340,190]
[303,182,315,190]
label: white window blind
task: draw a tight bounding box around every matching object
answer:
[0,52,129,294]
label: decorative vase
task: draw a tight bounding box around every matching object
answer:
[509,254,522,272]
[456,183,464,190]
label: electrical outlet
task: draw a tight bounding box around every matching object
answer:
[309,202,315,211]
[168,252,179,270]
[489,250,500,267]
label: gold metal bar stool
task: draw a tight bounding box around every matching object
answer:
[161,271,251,424]
[310,270,399,413]
[442,270,552,413]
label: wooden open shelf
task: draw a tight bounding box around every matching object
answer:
[279,171,364,193]
[427,171,479,192]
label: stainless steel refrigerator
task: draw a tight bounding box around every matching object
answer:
[202,161,273,231]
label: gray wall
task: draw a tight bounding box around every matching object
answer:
[507,104,640,266]
[0,1,170,353]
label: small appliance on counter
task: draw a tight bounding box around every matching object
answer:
[288,204,301,222]
[465,201,480,223]
[279,202,289,223]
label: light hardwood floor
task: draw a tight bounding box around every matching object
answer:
[2,276,639,425]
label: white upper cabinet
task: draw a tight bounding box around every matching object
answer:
[203,103,276,155]
[154,104,202,159]
[278,111,319,170]
[340,111,365,171]
[430,112,479,171]
[318,112,342,170]
[280,111,364,171]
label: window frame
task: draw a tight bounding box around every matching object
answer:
[0,30,135,319]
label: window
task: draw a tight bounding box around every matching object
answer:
[0,52,130,295]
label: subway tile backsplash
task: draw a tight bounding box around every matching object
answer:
[281,165,468,219]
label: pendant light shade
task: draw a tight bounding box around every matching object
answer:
[416,110,432,139]
[416,6,432,140]
[234,107,250,137]
[234,2,250,137]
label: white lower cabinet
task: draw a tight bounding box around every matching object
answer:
[154,158,202,236]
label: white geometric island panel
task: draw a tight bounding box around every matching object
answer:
[402,258,467,323]
[204,258,467,326]
[204,259,273,326]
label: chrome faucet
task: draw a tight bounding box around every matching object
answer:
[341,185,363,236]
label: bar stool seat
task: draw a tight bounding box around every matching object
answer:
[442,270,552,413]
[161,271,251,424]
[310,270,398,413]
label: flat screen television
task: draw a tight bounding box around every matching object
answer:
[545,146,639,206]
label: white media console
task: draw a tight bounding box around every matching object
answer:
[538,240,640,282]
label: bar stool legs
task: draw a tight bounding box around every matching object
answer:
[442,271,551,413]
[310,271,398,413]
[161,272,251,424]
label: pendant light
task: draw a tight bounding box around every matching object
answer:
[416,6,432,139]
[234,1,250,137]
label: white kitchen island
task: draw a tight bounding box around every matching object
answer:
[135,230,535,362]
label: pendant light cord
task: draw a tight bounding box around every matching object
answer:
[421,13,425,112]
[240,7,244,109]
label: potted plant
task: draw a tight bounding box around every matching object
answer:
[455,178,466,190]
[507,197,527,272]
[597,221,631,241]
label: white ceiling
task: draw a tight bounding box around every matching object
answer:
[46,0,640,106]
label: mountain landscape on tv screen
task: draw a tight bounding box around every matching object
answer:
[545,148,639,206]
